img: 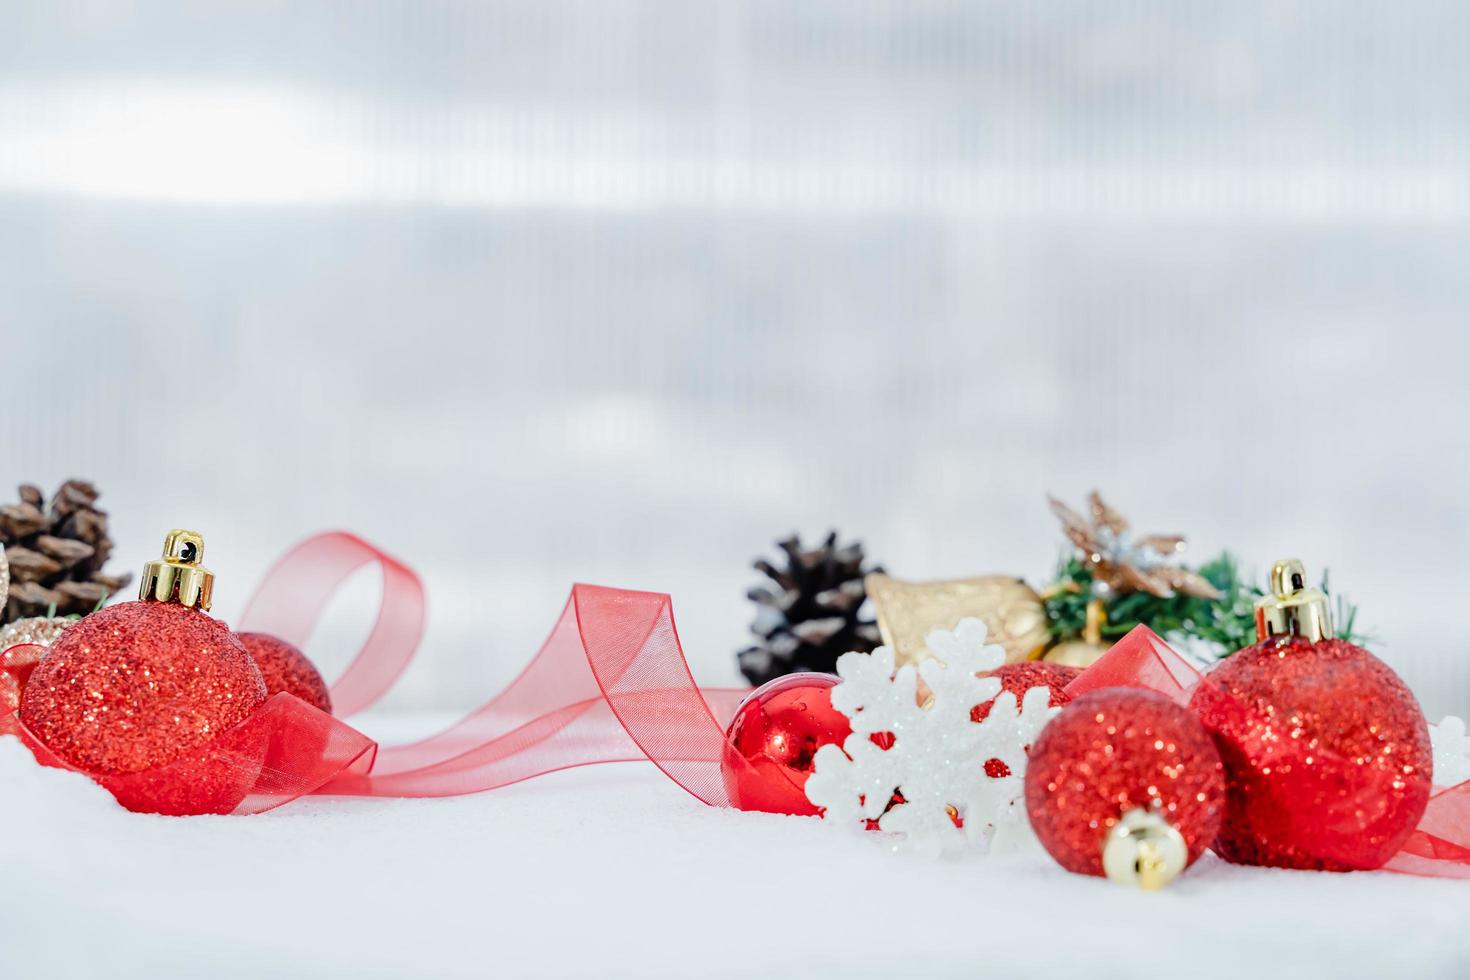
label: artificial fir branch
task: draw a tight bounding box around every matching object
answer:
[1042,551,1368,655]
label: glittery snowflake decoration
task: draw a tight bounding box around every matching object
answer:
[803,617,1061,858]
[1431,716,1470,788]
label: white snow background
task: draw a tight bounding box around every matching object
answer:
[4,719,1468,980]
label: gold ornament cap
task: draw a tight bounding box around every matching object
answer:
[139,529,214,611]
[1254,558,1332,644]
[1102,808,1188,891]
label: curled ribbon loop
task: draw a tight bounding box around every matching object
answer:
[238,531,426,718]
[320,586,747,802]
[234,534,751,804]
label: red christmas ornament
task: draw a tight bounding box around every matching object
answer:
[1025,687,1225,888]
[971,661,1079,779]
[18,531,269,814]
[721,672,850,815]
[972,661,1079,723]
[1190,560,1431,871]
[238,632,332,714]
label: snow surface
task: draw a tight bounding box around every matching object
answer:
[3,722,1469,980]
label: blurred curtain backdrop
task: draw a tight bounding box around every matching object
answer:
[3,2,1469,716]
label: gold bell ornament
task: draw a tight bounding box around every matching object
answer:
[864,572,1049,668]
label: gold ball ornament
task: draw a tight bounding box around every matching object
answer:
[0,616,74,653]
[865,572,1049,667]
[1042,598,1111,668]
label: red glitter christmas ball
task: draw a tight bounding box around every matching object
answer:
[721,672,851,815]
[1189,636,1432,871]
[972,661,1080,723]
[972,661,1080,779]
[237,632,332,714]
[19,601,268,814]
[1025,688,1225,877]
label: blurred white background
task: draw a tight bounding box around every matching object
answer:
[3,2,1468,716]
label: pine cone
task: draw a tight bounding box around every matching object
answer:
[0,480,132,625]
[737,531,883,686]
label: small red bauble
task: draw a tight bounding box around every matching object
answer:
[19,601,268,814]
[1191,635,1431,871]
[721,672,850,815]
[237,632,332,714]
[972,661,1079,723]
[970,661,1080,779]
[1025,688,1225,881]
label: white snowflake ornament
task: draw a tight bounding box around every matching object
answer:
[804,617,1062,858]
[1431,716,1470,788]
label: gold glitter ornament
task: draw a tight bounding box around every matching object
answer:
[0,615,72,653]
[864,572,1048,667]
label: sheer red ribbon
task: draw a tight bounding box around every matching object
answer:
[4,532,753,814]
[238,533,752,801]
[1065,625,1470,878]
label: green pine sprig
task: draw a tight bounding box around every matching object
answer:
[1042,551,1369,655]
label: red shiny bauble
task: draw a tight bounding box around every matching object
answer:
[237,632,332,714]
[721,672,850,815]
[972,661,1080,723]
[1025,688,1225,877]
[19,601,268,814]
[1190,636,1432,871]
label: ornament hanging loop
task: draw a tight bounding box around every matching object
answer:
[1254,558,1332,644]
[139,529,215,611]
[1101,808,1187,890]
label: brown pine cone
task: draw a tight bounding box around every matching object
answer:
[0,479,132,624]
[737,531,884,685]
